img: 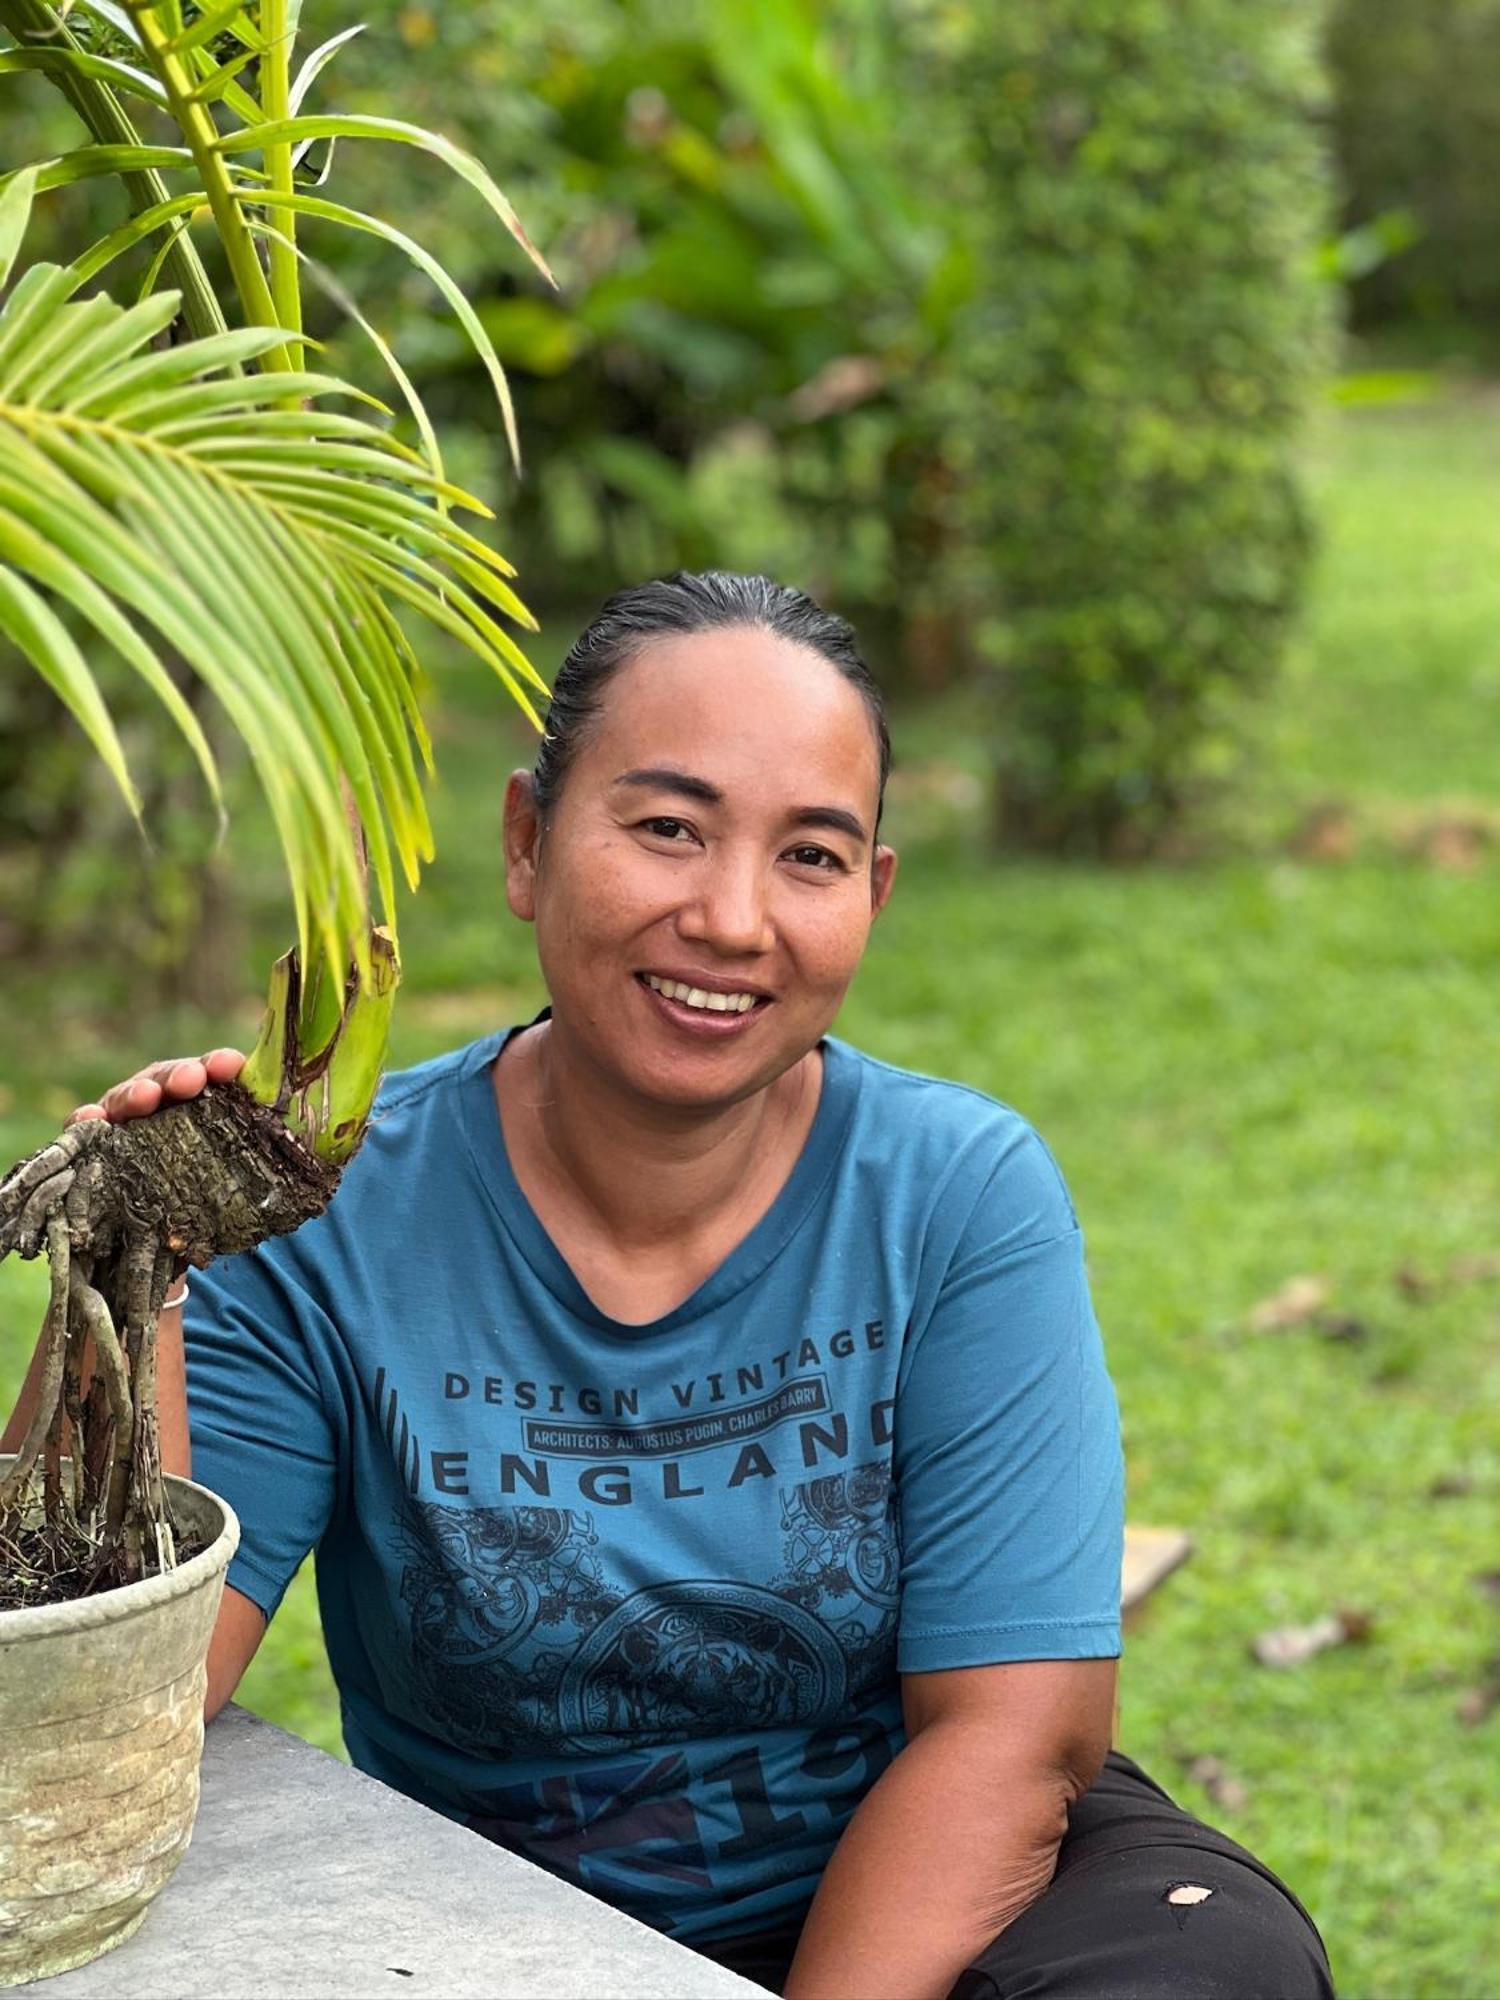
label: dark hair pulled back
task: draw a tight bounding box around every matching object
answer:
[532,571,890,825]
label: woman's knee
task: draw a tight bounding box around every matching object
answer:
[949,1834,1334,1999]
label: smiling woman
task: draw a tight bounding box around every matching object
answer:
[6,573,1333,2000]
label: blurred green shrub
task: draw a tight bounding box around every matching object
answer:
[309,0,963,688]
[925,0,1334,853]
[1327,0,1500,342]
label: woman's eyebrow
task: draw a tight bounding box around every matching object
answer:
[613,766,722,805]
[790,805,868,842]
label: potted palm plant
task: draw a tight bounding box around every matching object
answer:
[0,2,548,1983]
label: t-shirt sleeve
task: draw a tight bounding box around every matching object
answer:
[182,1246,341,1622]
[894,1127,1123,1673]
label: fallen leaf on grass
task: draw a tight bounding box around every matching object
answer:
[1392,1253,1500,1301]
[1455,1658,1500,1728]
[1252,1608,1373,1669]
[1428,1473,1475,1500]
[1448,1253,1500,1286]
[1186,1754,1250,1814]
[1243,1277,1365,1342]
[1455,1686,1499,1727]
[1314,1313,1368,1344]
[1247,1275,1330,1333]
[1395,1263,1435,1301]
[1423,818,1488,872]
[1289,802,1359,863]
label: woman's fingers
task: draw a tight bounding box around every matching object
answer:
[67,1048,247,1129]
[99,1073,167,1122]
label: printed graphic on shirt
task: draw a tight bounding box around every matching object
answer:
[558,1579,849,1748]
[395,1456,901,1911]
[467,1749,715,1905]
[394,1456,897,1759]
[397,1501,614,1755]
[777,1460,900,1707]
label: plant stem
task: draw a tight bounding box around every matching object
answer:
[126,0,293,369]
[0,0,227,339]
[258,0,303,373]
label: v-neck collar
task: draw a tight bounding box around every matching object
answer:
[457,1022,860,1336]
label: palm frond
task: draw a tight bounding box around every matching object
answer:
[213,115,556,287]
[0,224,542,978]
[0,42,169,107]
[289,24,363,115]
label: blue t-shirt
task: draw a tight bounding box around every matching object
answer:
[185,1030,1122,1942]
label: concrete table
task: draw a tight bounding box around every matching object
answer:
[43,1707,769,1999]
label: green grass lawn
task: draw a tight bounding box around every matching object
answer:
[4,391,1498,1997]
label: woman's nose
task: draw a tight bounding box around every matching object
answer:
[677,855,774,957]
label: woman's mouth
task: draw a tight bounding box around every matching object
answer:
[635,972,770,1037]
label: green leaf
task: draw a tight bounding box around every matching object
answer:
[0,163,37,292]
[183,42,262,111]
[165,0,264,56]
[289,23,364,114]
[21,144,200,193]
[134,218,193,303]
[104,367,390,428]
[212,114,556,286]
[0,564,140,818]
[181,37,267,125]
[0,500,222,813]
[64,323,294,415]
[40,291,181,407]
[0,45,168,108]
[0,262,83,378]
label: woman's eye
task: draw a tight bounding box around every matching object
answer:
[641,817,693,842]
[785,844,844,871]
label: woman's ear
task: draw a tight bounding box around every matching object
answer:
[503,769,542,922]
[871,843,898,918]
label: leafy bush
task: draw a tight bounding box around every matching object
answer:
[926,0,1333,853]
[1327,0,1500,339]
[301,0,963,683]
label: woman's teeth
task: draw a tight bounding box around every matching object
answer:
[643,974,758,1014]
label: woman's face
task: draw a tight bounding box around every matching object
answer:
[504,626,896,1112]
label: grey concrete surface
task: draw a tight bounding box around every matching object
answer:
[40,1706,769,1999]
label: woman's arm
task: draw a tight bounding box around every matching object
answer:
[784,1657,1116,2000]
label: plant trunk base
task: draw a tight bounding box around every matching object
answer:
[0,1082,342,1593]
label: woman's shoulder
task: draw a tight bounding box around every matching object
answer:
[369,1031,503,1122]
[829,1035,1079,1241]
[302,1032,503,1221]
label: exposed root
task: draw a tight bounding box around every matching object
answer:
[0,1081,343,1596]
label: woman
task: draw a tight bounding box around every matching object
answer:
[22,574,1333,1998]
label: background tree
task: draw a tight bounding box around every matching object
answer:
[1326,0,1500,349]
[920,0,1334,854]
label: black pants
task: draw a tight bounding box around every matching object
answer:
[694,1752,1335,1998]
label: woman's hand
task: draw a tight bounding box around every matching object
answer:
[67,1048,246,1128]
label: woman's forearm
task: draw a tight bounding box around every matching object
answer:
[784,1721,1072,2000]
